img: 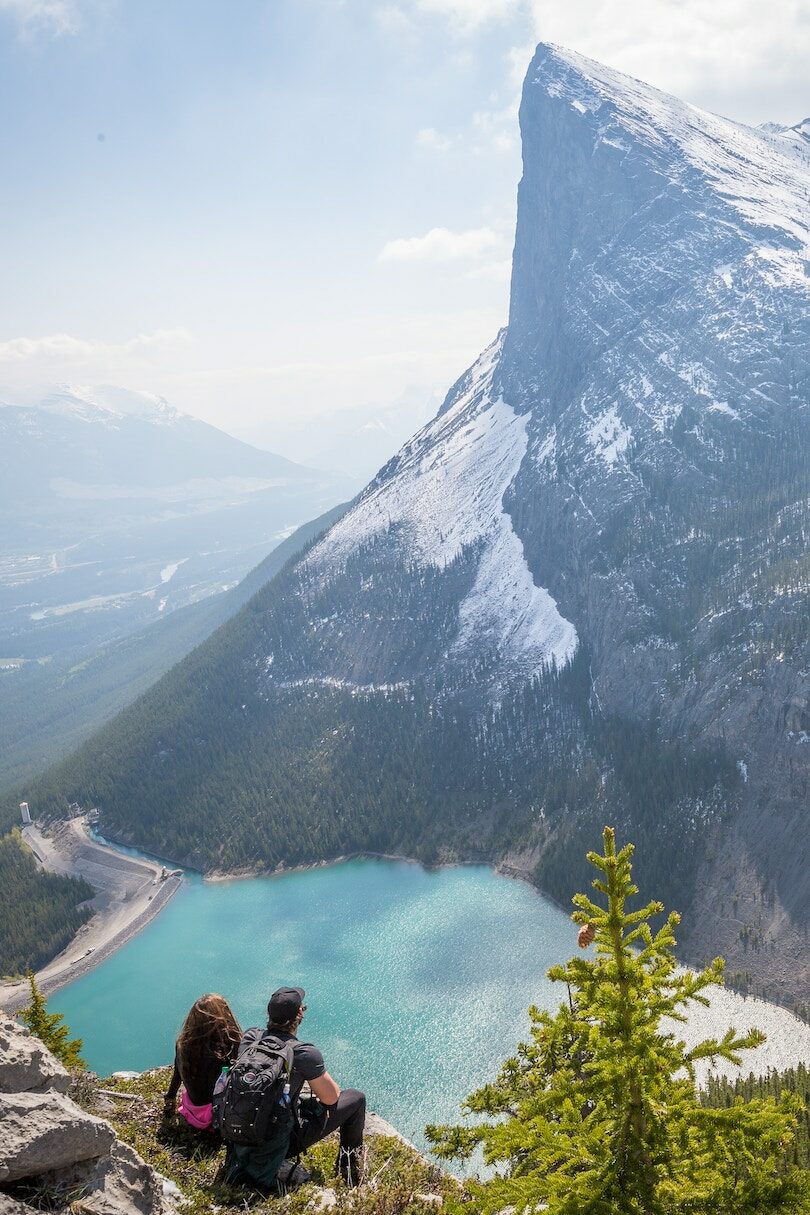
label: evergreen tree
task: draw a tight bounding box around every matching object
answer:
[19,971,86,1071]
[427,827,809,1215]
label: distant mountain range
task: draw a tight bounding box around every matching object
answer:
[0,384,351,663]
[306,387,441,482]
[15,47,809,1005]
[0,503,347,792]
[0,386,351,787]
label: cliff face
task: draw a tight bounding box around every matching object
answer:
[21,46,809,1002]
[498,45,810,993]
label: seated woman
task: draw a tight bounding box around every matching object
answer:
[162,993,241,1130]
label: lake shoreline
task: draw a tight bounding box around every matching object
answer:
[1,821,565,1014]
[204,850,565,907]
[5,822,801,1049]
[205,850,572,923]
[0,817,183,1014]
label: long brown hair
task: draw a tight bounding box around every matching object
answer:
[176,993,241,1077]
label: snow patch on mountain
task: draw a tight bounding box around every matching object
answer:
[308,337,577,676]
[452,441,577,673]
[277,675,410,696]
[39,385,185,426]
[585,406,632,467]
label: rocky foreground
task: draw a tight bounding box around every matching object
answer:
[0,1015,450,1215]
[0,1013,172,1215]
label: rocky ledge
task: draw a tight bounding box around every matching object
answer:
[0,1014,175,1215]
[0,1016,450,1213]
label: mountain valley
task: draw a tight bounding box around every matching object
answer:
[0,385,351,788]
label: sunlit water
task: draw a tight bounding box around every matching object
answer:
[51,855,810,1152]
[51,860,575,1148]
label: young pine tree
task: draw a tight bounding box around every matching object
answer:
[427,827,809,1215]
[19,971,86,1071]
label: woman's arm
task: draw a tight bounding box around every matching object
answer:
[163,1052,182,1113]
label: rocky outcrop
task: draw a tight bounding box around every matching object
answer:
[0,1015,70,1095]
[0,1090,115,1182]
[66,1142,168,1215]
[0,1018,172,1215]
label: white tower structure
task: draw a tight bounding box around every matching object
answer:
[20,801,31,825]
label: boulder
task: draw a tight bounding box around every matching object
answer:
[0,1016,70,1095]
[72,1142,169,1215]
[366,1110,416,1148]
[0,1090,115,1183]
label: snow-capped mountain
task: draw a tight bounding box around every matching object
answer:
[0,386,350,663]
[295,49,808,700]
[36,385,185,426]
[305,336,578,681]
[28,46,809,1005]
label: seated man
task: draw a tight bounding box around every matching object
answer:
[226,986,366,1190]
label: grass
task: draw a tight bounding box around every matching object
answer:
[71,1068,457,1215]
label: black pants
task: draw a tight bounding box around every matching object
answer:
[290,1089,366,1155]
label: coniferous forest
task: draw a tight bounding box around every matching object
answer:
[702,1065,810,1170]
[0,830,93,976]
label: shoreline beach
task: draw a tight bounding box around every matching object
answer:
[0,816,183,1013]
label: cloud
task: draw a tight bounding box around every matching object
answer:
[379,226,504,264]
[0,329,193,365]
[0,0,80,35]
[416,112,518,156]
[526,0,810,124]
[413,0,522,31]
[377,0,524,35]
[0,330,195,402]
[472,102,519,153]
[416,126,454,152]
[465,257,512,282]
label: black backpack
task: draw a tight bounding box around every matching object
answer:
[216,1030,295,1147]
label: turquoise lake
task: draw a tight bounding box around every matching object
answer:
[51,859,575,1149]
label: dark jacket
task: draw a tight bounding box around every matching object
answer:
[165,1037,239,1107]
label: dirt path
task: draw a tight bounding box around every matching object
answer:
[1,816,183,1013]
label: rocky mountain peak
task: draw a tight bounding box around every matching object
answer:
[504,43,808,426]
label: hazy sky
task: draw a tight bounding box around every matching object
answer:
[1,0,807,458]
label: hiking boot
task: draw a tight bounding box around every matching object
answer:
[277,1159,312,1190]
[336,1146,363,1188]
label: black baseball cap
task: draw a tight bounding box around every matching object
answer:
[267,986,305,1023]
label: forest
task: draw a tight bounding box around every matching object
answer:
[702,1065,810,1169]
[0,830,93,976]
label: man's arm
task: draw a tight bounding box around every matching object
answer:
[310,1071,341,1106]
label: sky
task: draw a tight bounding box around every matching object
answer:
[0,0,807,461]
